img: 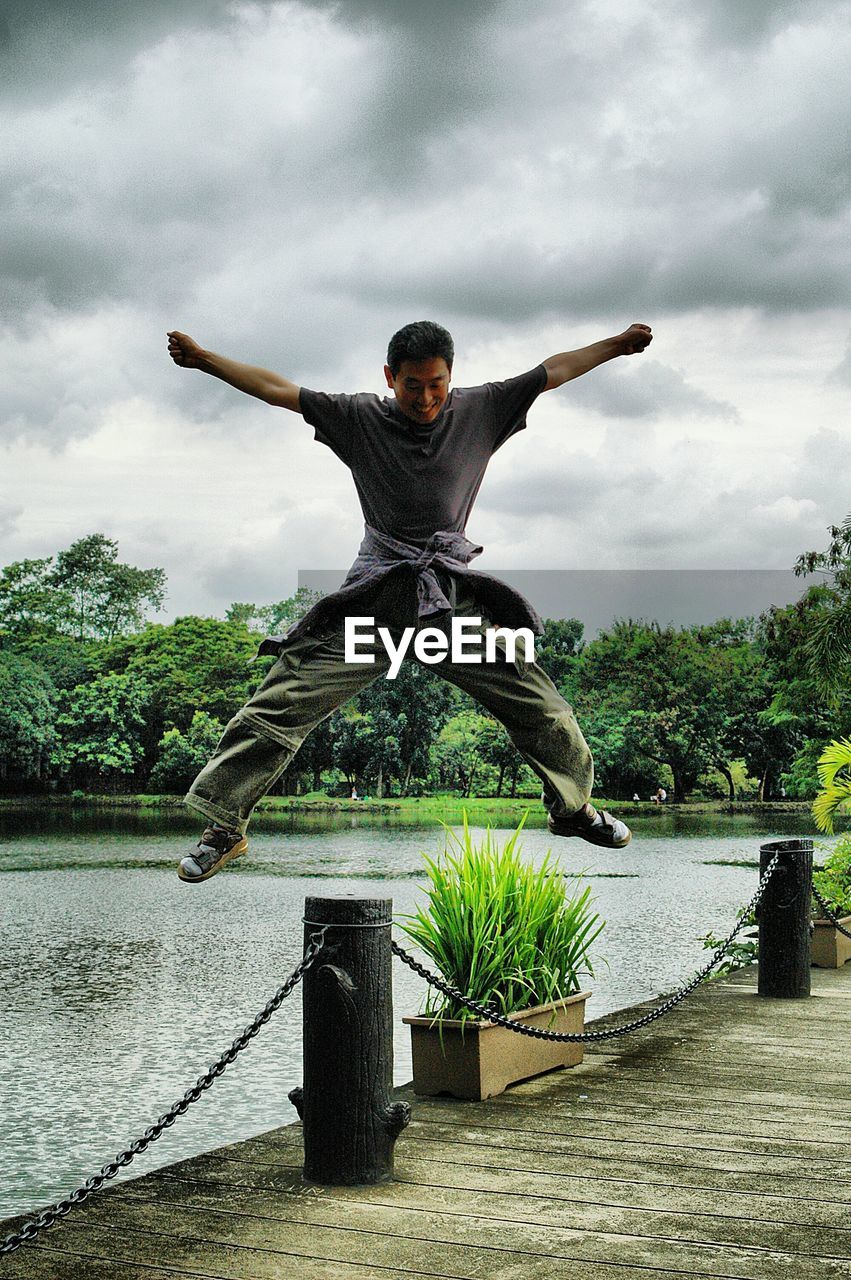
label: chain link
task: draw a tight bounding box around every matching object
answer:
[812,886,851,939]
[392,852,780,1042]
[0,929,327,1259]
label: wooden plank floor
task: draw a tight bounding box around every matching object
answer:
[4,963,851,1279]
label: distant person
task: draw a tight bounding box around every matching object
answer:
[351,786,359,801]
[632,792,640,802]
[779,784,786,799]
[652,787,667,804]
[167,319,653,882]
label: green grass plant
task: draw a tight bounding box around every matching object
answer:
[399,813,604,1024]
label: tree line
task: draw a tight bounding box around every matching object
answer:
[1,526,849,802]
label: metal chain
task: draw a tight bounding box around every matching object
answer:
[0,929,327,1259]
[812,886,851,939]
[392,852,780,1043]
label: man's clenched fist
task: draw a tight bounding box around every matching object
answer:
[618,323,653,355]
[167,331,204,368]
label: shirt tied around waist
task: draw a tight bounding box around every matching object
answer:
[257,525,544,657]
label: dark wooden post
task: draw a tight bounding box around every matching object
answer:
[758,839,813,999]
[288,895,410,1184]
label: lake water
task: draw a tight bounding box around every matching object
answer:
[0,805,821,1221]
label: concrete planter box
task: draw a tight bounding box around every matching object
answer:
[811,914,851,968]
[403,990,590,1100]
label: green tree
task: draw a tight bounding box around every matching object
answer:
[717,621,802,802]
[331,710,376,791]
[0,556,100,689]
[226,587,325,635]
[794,514,851,697]
[98,615,263,774]
[536,617,584,687]
[0,652,56,782]
[49,534,166,641]
[472,716,525,796]
[149,710,224,794]
[52,671,151,789]
[355,662,457,795]
[432,711,495,796]
[20,635,100,697]
[0,557,73,642]
[572,620,748,801]
[692,618,769,801]
[575,703,657,799]
[756,590,851,798]
[285,714,336,794]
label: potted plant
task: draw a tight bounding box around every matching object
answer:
[400,815,604,1100]
[812,833,851,968]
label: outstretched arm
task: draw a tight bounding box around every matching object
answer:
[542,323,653,391]
[167,331,302,413]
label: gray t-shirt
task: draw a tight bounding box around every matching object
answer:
[299,364,547,542]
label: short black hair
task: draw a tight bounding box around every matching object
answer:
[386,321,454,377]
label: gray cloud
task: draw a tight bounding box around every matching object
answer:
[0,501,23,539]
[559,361,739,422]
[692,0,838,46]
[4,0,847,340]
[829,333,851,386]
[1,0,232,99]
[2,0,847,395]
[470,415,847,578]
[481,458,665,523]
[2,0,850,610]
[793,428,851,506]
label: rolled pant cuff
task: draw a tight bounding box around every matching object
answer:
[541,786,592,821]
[184,791,248,836]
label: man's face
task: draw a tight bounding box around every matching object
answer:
[384,356,451,425]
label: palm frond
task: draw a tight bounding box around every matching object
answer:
[805,603,851,696]
[816,738,851,788]
[813,780,851,835]
[812,739,851,834]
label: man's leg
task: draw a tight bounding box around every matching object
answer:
[431,602,629,848]
[180,623,389,880]
[433,625,593,815]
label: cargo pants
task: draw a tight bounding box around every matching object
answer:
[185,573,594,833]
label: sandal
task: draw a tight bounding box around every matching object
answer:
[178,826,248,883]
[548,802,631,849]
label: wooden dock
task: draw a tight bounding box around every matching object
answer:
[4,963,851,1279]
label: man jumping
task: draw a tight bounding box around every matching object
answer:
[167,319,652,882]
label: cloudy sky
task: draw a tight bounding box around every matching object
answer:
[3,0,850,625]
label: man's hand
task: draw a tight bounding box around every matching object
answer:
[616,323,653,355]
[167,331,205,368]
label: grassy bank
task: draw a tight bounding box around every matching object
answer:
[0,792,815,821]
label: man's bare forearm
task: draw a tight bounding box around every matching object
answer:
[542,338,622,390]
[542,324,653,391]
[167,331,301,411]
[196,349,301,409]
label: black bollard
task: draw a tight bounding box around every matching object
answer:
[288,896,410,1184]
[757,839,813,999]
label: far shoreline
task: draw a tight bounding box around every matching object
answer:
[0,793,817,820]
